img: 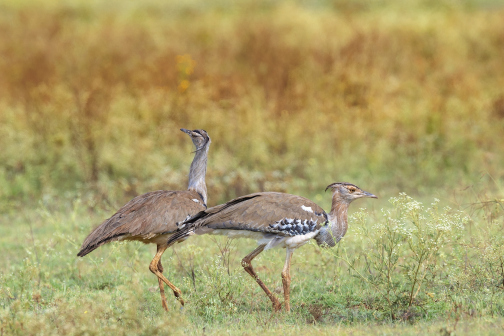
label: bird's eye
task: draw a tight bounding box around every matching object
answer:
[348,187,356,193]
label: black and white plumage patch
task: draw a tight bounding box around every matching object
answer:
[268,218,319,236]
[176,214,192,229]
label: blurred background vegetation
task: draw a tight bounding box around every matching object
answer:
[1,0,503,209]
[1,0,504,334]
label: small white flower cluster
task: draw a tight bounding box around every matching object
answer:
[337,192,471,310]
[387,193,468,242]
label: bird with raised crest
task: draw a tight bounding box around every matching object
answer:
[77,128,211,311]
[166,182,377,312]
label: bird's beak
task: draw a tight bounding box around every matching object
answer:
[362,190,378,199]
[180,128,192,135]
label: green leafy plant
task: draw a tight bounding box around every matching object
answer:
[328,194,468,320]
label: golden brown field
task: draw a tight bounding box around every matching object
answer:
[1,0,504,335]
[1,0,503,204]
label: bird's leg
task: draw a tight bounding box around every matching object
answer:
[155,245,169,311]
[241,244,282,312]
[149,244,185,307]
[281,248,294,312]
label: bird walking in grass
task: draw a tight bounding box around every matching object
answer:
[77,128,211,311]
[166,182,377,312]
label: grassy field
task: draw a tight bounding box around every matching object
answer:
[1,0,504,334]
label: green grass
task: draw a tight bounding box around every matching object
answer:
[1,0,504,334]
[1,184,504,334]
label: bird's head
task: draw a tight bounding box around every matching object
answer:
[180,128,211,152]
[325,182,377,203]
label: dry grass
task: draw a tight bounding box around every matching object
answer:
[0,0,503,206]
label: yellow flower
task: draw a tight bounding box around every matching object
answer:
[179,80,190,93]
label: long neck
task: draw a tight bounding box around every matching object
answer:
[187,146,209,205]
[328,195,350,242]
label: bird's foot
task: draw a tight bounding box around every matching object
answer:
[176,295,185,306]
[273,301,282,312]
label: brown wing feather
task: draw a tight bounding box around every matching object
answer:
[77,190,205,256]
[203,192,326,230]
[168,192,327,244]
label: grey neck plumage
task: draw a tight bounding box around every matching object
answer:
[187,145,209,205]
[315,195,350,247]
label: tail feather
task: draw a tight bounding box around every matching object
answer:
[164,195,263,246]
[77,246,97,257]
[76,233,127,257]
[164,210,207,246]
[165,227,194,246]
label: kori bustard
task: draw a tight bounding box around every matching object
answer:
[77,129,211,311]
[167,182,377,312]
